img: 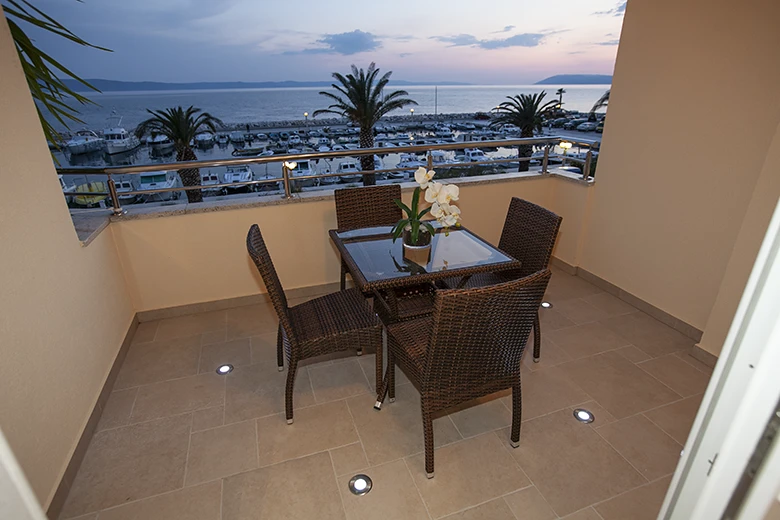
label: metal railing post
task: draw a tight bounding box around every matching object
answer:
[427,152,433,171]
[541,146,550,174]
[583,150,593,179]
[106,174,125,216]
[282,164,293,199]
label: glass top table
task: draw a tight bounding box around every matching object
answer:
[329,225,521,292]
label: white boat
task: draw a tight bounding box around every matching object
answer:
[139,171,179,201]
[200,170,222,195]
[148,134,174,154]
[373,155,386,180]
[317,137,331,147]
[229,132,245,144]
[337,160,362,183]
[258,150,274,157]
[288,135,302,146]
[255,133,268,140]
[317,145,331,153]
[59,175,76,203]
[216,133,229,145]
[195,133,215,147]
[65,129,104,155]
[429,150,454,167]
[223,165,254,191]
[115,179,137,204]
[464,148,487,162]
[103,113,141,155]
[434,126,453,139]
[344,143,359,150]
[391,153,424,179]
[290,160,316,188]
[332,144,346,151]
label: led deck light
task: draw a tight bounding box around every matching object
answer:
[573,408,595,423]
[216,364,234,375]
[348,474,373,496]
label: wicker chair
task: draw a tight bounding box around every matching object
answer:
[376,269,551,477]
[246,224,383,423]
[334,184,402,291]
[445,198,562,362]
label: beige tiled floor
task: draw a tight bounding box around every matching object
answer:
[60,270,712,520]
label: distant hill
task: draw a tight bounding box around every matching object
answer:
[535,74,612,85]
[62,78,470,93]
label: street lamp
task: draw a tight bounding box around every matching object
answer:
[410,108,414,119]
[304,112,308,126]
[560,141,573,155]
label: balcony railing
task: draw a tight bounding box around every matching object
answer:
[56,136,599,217]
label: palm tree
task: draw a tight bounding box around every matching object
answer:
[135,106,223,203]
[556,87,566,108]
[314,63,417,186]
[491,92,558,172]
[591,89,610,113]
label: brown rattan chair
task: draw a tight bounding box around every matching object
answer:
[376,269,551,477]
[246,224,382,423]
[445,198,561,363]
[334,184,403,291]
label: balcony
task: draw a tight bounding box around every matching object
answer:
[3,1,780,519]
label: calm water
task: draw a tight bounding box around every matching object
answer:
[54,84,609,133]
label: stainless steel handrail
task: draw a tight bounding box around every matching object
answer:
[59,136,596,216]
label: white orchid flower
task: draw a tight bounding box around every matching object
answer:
[436,183,460,205]
[424,181,442,203]
[430,201,447,219]
[414,167,435,188]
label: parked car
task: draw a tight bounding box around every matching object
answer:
[550,117,570,128]
[577,122,598,132]
[564,119,588,130]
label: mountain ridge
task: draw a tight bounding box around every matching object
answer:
[535,74,612,85]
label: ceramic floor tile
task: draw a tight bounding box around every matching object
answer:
[501,409,646,517]
[571,401,617,428]
[330,442,369,477]
[130,373,225,423]
[554,298,613,325]
[132,321,159,344]
[638,354,710,397]
[339,459,429,520]
[522,337,573,371]
[201,329,227,346]
[186,420,259,485]
[255,400,358,467]
[114,335,201,390]
[545,273,602,301]
[538,307,576,331]
[595,476,672,520]
[309,358,373,403]
[582,292,637,317]
[406,433,530,519]
[502,366,590,422]
[357,352,411,389]
[674,351,714,375]
[96,388,137,432]
[61,415,190,517]
[561,507,605,520]
[199,338,251,374]
[155,310,227,341]
[597,415,682,481]
[223,361,315,424]
[559,351,681,419]
[61,514,98,520]
[249,332,279,365]
[503,486,557,520]
[191,406,224,432]
[97,481,221,520]
[441,498,517,520]
[614,345,652,364]
[347,384,462,466]
[449,393,512,438]
[221,452,345,520]
[225,304,278,341]
[546,322,630,360]
[643,394,703,445]
[599,312,693,358]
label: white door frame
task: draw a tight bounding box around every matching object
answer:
[660,198,780,519]
[0,426,47,520]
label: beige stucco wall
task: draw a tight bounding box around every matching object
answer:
[113,176,563,312]
[579,0,780,332]
[697,123,780,356]
[0,14,134,507]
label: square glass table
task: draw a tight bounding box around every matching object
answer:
[329,225,521,293]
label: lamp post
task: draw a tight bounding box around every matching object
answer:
[304,112,308,126]
[410,108,414,120]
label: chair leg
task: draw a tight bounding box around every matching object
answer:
[510,383,523,448]
[374,328,385,394]
[422,401,435,478]
[276,324,284,371]
[388,348,396,403]
[533,311,542,363]
[340,259,347,291]
[285,360,298,424]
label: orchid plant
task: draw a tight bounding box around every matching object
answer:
[391,167,462,245]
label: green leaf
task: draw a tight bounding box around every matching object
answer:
[411,187,420,217]
[391,219,408,242]
[422,221,436,237]
[393,199,413,217]
[419,207,432,218]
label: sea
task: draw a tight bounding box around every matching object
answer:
[52,84,607,172]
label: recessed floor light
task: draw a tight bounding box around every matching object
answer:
[541,301,553,309]
[573,408,595,423]
[348,474,373,496]
[216,364,234,375]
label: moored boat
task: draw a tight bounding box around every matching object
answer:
[103,112,141,155]
[65,129,105,155]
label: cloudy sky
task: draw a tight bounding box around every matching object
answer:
[18,0,626,84]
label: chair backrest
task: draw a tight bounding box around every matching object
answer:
[246,224,295,342]
[334,184,403,231]
[424,270,551,400]
[498,198,562,277]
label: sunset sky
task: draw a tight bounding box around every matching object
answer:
[22,0,626,84]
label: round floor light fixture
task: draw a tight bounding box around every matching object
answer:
[348,474,373,496]
[573,408,595,423]
[541,301,553,309]
[216,364,234,375]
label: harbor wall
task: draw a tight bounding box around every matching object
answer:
[0,13,135,509]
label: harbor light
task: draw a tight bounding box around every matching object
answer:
[560,141,573,155]
[410,108,414,118]
[304,112,308,121]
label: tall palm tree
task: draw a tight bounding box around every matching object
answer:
[556,87,566,108]
[491,92,558,172]
[314,63,417,186]
[135,106,223,203]
[591,89,610,113]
